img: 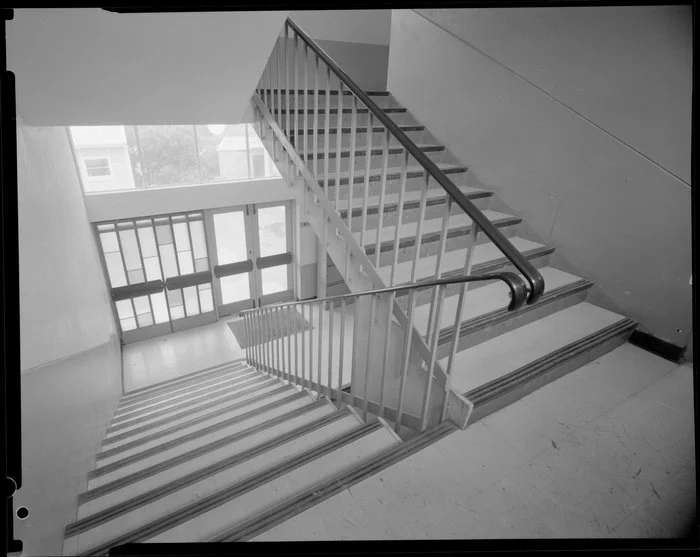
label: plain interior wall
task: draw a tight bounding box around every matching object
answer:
[7,8,288,125]
[387,9,692,347]
[18,123,117,371]
[289,10,391,45]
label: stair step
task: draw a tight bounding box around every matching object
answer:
[88,393,317,488]
[307,143,444,160]
[69,419,398,554]
[67,405,352,543]
[336,185,491,218]
[318,163,467,188]
[118,360,248,406]
[94,387,305,466]
[79,400,337,510]
[442,302,635,417]
[355,210,519,253]
[296,124,425,136]
[230,420,459,541]
[110,370,265,426]
[103,378,281,444]
[377,236,554,286]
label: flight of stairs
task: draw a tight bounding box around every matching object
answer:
[62,360,414,554]
[272,88,638,426]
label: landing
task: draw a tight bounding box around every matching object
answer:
[254,343,695,539]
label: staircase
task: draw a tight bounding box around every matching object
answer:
[62,360,430,554]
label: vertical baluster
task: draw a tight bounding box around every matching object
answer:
[350,295,360,390]
[327,300,334,399]
[251,312,257,367]
[374,129,391,269]
[308,301,315,392]
[324,66,331,194]
[347,95,358,232]
[284,25,290,139]
[394,289,416,433]
[267,307,274,375]
[335,81,344,214]
[420,284,447,431]
[294,303,301,384]
[359,113,374,249]
[247,314,254,364]
[337,298,346,408]
[270,41,276,123]
[303,44,309,165]
[362,294,377,421]
[317,300,324,394]
[378,291,395,419]
[390,149,409,286]
[270,307,276,374]
[260,308,266,372]
[300,303,306,388]
[277,306,283,374]
[286,304,292,379]
[410,174,430,284]
[425,196,452,345]
[313,55,320,180]
[293,31,299,147]
[242,313,249,363]
[276,36,282,134]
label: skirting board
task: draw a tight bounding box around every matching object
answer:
[629,330,686,363]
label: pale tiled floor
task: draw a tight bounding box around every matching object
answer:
[255,343,696,540]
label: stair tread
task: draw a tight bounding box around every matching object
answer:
[441,302,629,394]
[377,236,548,285]
[309,143,444,159]
[319,162,467,183]
[354,209,516,246]
[78,403,339,518]
[89,396,318,489]
[338,185,489,212]
[412,266,587,335]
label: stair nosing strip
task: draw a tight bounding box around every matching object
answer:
[435,278,594,343]
[67,407,355,537]
[209,421,458,542]
[80,399,332,504]
[465,318,637,404]
[118,360,248,403]
[94,386,300,463]
[115,366,256,415]
[111,370,264,424]
[78,421,384,556]
[104,377,277,442]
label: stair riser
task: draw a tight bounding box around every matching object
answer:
[261,92,396,110]
[433,287,592,360]
[277,110,414,129]
[322,180,489,204]
[305,150,449,175]
[293,128,428,149]
[465,328,634,426]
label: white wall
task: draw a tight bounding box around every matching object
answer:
[7,8,288,125]
[18,123,117,371]
[387,9,692,346]
[289,10,391,45]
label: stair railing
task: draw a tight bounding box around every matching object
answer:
[258,17,545,307]
[240,272,528,432]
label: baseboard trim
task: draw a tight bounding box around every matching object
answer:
[629,330,685,363]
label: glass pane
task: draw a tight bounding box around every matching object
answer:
[99,231,119,254]
[155,223,173,245]
[137,312,154,328]
[151,292,169,324]
[177,251,194,275]
[173,222,191,252]
[194,257,208,272]
[257,206,287,257]
[214,124,251,182]
[170,305,185,320]
[104,252,127,288]
[261,265,288,295]
[119,228,142,272]
[133,296,150,316]
[127,268,145,284]
[183,286,199,316]
[144,257,162,281]
[137,125,199,187]
[124,126,143,188]
[220,274,250,304]
[70,126,137,193]
[213,211,248,264]
[247,125,281,178]
[189,220,207,259]
[137,225,158,258]
[195,124,227,183]
[167,289,185,320]
[115,299,134,319]
[198,283,214,313]
[159,244,179,278]
[121,317,137,331]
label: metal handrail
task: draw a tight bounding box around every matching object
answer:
[239,271,528,315]
[284,17,544,305]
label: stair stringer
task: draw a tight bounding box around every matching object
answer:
[252,94,469,431]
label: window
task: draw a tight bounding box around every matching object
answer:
[85,157,112,177]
